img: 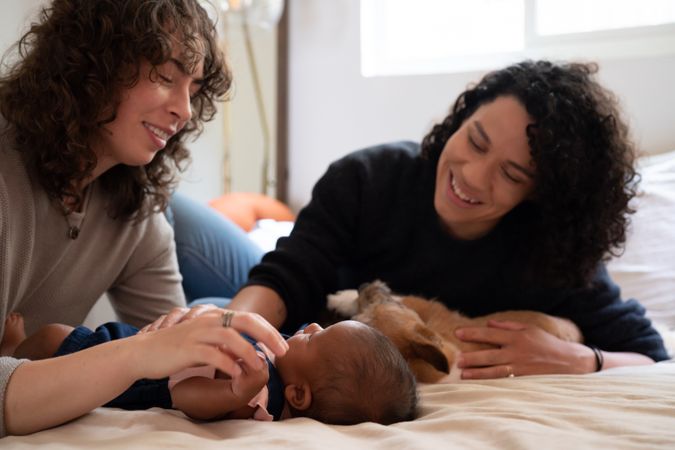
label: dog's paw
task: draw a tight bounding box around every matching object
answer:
[326,289,359,317]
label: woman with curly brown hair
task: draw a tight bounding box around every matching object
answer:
[213,60,667,378]
[0,0,287,436]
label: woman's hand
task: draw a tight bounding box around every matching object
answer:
[139,303,219,333]
[131,310,289,380]
[454,319,593,379]
[138,305,289,359]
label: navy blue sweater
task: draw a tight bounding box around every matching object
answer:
[247,142,667,361]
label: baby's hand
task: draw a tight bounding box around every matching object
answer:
[231,352,269,401]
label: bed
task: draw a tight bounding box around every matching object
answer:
[4,151,675,449]
[3,361,674,449]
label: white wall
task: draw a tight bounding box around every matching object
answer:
[222,21,278,196]
[286,0,675,211]
[0,2,41,52]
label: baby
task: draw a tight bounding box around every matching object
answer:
[2,313,417,425]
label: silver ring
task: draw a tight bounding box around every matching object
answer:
[222,311,235,328]
[506,365,515,378]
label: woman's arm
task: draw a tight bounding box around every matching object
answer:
[455,319,655,379]
[4,312,286,435]
[228,286,287,329]
[455,265,667,379]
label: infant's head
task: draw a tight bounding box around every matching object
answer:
[275,320,417,425]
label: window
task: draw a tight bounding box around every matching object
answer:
[361,0,675,77]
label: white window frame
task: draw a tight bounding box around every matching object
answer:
[361,0,675,77]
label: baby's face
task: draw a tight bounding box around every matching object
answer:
[275,320,365,380]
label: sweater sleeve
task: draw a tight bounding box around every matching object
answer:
[0,154,24,437]
[546,265,668,361]
[107,212,186,327]
[245,152,365,331]
[0,357,27,437]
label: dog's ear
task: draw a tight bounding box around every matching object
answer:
[356,280,397,312]
[407,324,450,374]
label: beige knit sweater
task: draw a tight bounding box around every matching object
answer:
[0,134,186,436]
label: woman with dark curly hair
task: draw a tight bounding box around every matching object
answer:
[195,59,666,378]
[0,0,287,436]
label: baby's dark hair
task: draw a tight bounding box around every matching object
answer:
[421,60,637,287]
[298,323,418,425]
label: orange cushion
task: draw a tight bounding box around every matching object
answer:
[209,193,295,232]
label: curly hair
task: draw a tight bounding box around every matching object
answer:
[292,323,418,425]
[0,0,231,218]
[421,60,637,287]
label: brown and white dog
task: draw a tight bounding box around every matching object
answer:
[328,280,583,383]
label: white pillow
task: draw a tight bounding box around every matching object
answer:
[607,150,675,330]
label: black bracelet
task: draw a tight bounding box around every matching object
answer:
[587,345,604,372]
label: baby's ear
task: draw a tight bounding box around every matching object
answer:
[284,382,312,411]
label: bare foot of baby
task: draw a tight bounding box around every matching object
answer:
[1,312,27,356]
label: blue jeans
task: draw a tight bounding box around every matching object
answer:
[166,193,264,307]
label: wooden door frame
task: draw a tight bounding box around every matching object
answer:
[275,1,289,202]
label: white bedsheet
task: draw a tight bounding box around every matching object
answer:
[5,361,675,449]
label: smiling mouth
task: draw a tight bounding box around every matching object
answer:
[450,173,481,205]
[143,122,171,141]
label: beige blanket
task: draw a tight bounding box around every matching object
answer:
[4,361,674,449]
